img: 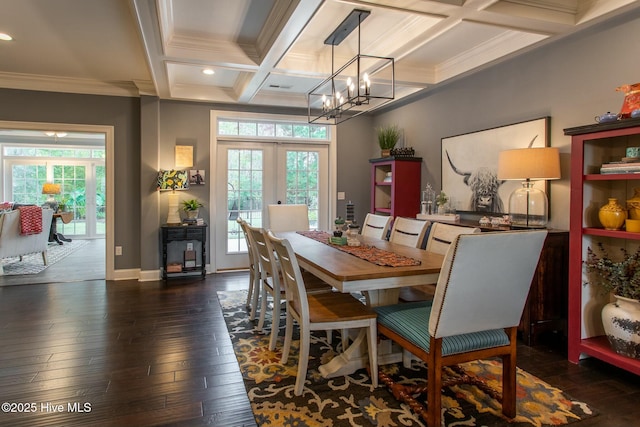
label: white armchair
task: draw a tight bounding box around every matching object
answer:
[0,208,54,275]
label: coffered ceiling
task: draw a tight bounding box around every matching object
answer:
[0,0,638,111]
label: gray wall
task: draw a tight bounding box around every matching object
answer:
[0,89,142,270]
[370,10,640,230]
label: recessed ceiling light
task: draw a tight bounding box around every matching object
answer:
[0,33,13,41]
[202,68,215,75]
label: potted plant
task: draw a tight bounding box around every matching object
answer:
[435,191,449,214]
[181,198,203,219]
[584,242,640,359]
[377,124,401,157]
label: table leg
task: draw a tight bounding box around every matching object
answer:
[317,288,403,379]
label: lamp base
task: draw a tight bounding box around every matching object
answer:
[508,181,548,229]
[166,192,182,225]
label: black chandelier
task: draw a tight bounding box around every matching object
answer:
[307,9,395,125]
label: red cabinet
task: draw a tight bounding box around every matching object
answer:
[565,119,640,375]
[370,157,421,219]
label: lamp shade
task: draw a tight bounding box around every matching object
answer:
[156,170,189,191]
[497,147,561,180]
[42,183,61,195]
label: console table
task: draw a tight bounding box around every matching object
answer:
[161,224,207,279]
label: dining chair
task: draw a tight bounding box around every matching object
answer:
[265,230,378,396]
[375,230,547,427]
[388,217,430,248]
[400,222,482,303]
[236,217,261,320]
[425,222,481,254]
[247,223,331,350]
[267,204,309,232]
[361,213,393,240]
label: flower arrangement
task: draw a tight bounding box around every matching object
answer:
[584,242,640,300]
[435,191,449,207]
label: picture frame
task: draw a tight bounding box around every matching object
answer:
[189,169,206,185]
[441,117,550,215]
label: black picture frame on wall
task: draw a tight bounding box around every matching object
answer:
[441,117,550,216]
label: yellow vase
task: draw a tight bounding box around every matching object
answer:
[599,198,627,230]
[627,188,640,219]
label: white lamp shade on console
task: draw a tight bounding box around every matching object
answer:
[498,147,561,228]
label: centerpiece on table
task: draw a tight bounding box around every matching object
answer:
[584,242,640,359]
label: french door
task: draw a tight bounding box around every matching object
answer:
[214,140,329,270]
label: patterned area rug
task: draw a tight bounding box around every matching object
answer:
[1,240,89,275]
[218,290,597,427]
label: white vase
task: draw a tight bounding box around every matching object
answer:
[601,295,640,359]
[186,209,199,219]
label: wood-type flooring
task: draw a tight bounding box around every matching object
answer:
[0,246,639,426]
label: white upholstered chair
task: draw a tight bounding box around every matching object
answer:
[375,230,547,427]
[267,204,309,232]
[361,213,393,240]
[388,217,430,248]
[266,230,378,396]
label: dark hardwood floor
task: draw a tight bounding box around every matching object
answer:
[0,250,639,426]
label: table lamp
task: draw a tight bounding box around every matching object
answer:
[42,183,61,211]
[497,147,560,228]
[156,170,189,225]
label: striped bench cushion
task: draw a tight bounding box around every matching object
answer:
[375,301,509,356]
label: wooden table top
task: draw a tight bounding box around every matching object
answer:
[278,231,444,293]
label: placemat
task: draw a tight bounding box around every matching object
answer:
[297,230,421,267]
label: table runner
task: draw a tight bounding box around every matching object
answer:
[297,230,421,267]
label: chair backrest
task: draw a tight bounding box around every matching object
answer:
[425,222,481,255]
[388,217,430,248]
[267,204,309,232]
[265,230,309,322]
[237,217,258,270]
[361,213,393,240]
[246,223,279,288]
[429,230,547,338]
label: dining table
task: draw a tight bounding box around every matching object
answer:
[277,231,444,378]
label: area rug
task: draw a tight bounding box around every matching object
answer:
[218,290,597,427]
[1,240,89,275]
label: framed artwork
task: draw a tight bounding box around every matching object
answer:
[441,117,549,215]
[189,169,206,185]
[175,145,193,168]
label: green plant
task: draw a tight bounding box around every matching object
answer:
[585,242,640,300]
[435,191,448,206]
[376,124,401,150]
[181,198,203,212]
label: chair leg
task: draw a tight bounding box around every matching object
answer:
[268,297,281,351]
[294,328,310,396]
[41,251,48,265]
[280,311,293,364]
[501,353,517,418]
[257,285,268,332]
[427,339,443,427]
[367,322,378,388]
[249,273,260,321]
